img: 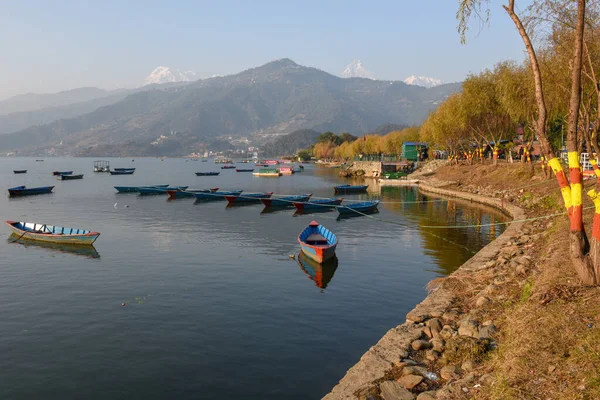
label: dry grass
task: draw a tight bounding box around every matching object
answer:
[424,164,600,400]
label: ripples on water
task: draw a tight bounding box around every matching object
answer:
[0,157,506,399]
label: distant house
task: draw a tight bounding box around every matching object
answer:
[402,142,428,161]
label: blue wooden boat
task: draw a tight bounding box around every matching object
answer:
[110,170,135,175]
[337,200,380,216]
[297,251,338,289]
[193,190,243,201]
[114,168,136,171]
[221,165,236,169]
[138,186,188,195]
[224,191,273,204]
[293,197,343,211]
[166,188,219,199]
[5,220,100,245]
[298,221,338,263]
[52,171,73,176]
[13,170,27,174]
[58,174,83,180]
[8,185,54,197]
[114,185,169,193]
[334,184,368,194]
[260,194,312,208]
[195,172,220,176]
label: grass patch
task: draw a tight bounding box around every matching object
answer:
[521,278,533,302]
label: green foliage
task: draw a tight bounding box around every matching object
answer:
[297,149,312,161]
[521,278,534,302]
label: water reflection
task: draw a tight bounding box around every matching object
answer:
[380,186,507,275]
[7,234,100,259]
[296,252,339,291]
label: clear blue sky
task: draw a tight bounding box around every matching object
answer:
[0,0,529,98]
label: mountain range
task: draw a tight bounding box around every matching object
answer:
[0,58,461,156]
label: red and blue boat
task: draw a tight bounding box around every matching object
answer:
[166,188,219,199]
[260,194,312,208]
[8,185,54,197]
[194,190,243,201]
[225,192,273,204]
[5,220,100,245]
[298,221,338,263]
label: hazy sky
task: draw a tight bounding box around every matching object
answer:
[0,0,529,99]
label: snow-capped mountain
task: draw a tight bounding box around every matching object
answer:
[341,60,376,79]
[403,75,442,88]
[144,67,197,85]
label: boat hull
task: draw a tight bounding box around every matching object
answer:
[110,170,135,175]
[52,171,73,176]
[298,221,338,263]
[293,198,342,211]
[195,172,220,176]
[139,186,188,195]
[337,201,380,216]
[13,170,27,174]
[333,185,369,194]
[59,174,83,180]
[114,185,169,193]
[193,190,242,200]
[5,221,100,245]
[261,194,312,208]
[225,192,272,204]
[8,186,54,197]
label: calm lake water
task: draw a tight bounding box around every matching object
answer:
[0,157,506,399]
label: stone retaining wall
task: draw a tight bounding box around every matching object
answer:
[322,183,524,400]
[348,161,383,178]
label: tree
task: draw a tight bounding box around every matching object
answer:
[297,149,312,161]
[458,0,599,285]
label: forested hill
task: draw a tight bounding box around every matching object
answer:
[0,59,461,156]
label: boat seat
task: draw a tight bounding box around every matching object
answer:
[306,233,328,245]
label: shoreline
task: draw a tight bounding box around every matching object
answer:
[323,181,525,400]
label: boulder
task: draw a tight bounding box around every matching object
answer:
[416,392,436,400]
[478,323,499,339]
[440,365,460,381]
[380,381,415,400]
[412,340,433,351]
[458,319,480,338]
[431,338,446,352]
[397,374,423,390]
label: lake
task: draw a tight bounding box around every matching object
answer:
[0,157,506,399]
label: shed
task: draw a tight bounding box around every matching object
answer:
[402,142,428,161]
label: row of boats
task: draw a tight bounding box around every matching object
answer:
[12,168,136,177]
[112,184,379,215]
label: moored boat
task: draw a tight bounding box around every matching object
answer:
[195,172,220,176]
[193,190,243,201]
[8,185,55,197]
[166,188,219,199]
[261,194,312,208]
[221,165,236,169]
[110,170,135,175]
[114,168,136,172]
[13,170,27,174]
[333,184,368,194]
[337,200,380,216]
[298,221,338,263]
[5,220,100,245]
[58,174,84,180]
[278,166,294,175]
[293,197,343,211]
[52,171,73,176]
[224,192,273,204]
[236,168,254,172]
[114,185,169,193]
[252,168,280,177]
[138,186,188,195]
